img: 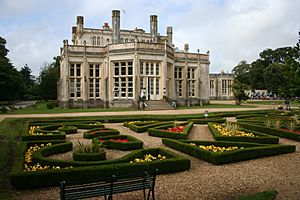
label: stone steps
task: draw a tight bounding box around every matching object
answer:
[144,100,174,110]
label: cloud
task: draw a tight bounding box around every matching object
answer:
[0,0,299,76]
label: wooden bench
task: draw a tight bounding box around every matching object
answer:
[60,169,158,200]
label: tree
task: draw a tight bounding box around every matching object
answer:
[20,64,37,100]
[0,36,24,102]
[232,61,251,85]
[37,56,60,100]
[231,81,248,105]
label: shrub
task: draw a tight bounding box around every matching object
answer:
[162,139,295,165]
[58,126,77,134]
[46,102,56,109]
[126,121,173,133]
[188,118,226,124]
[73,141,106,162]
[0,106,8,113]
[83,128,119,139]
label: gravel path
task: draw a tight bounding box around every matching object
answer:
[11,123,300,200]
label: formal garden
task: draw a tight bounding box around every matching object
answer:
[0,109,299,199]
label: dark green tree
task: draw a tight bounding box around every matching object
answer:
[231,81,248,105]
[231,60,251,85]
[20,64,37,100]
[0,36,24,102]
[37,56,60,100]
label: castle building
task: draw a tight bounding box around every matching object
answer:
[58,10,210,108]
[209,71,234,100]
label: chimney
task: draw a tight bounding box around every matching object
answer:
[184,43,189,52]
[72,26,76,44]
[112,10,120,44]
[76,16,84,35]
[167,26,173,46]
[150,15,158,43]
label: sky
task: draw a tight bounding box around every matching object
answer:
[0,0,299,76]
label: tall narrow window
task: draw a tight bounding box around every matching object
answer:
[93,36,96,46]
[188,67,196,97]
[222,80,227,95]
[210,80,214,96]
[76,64,81,77]
[155,63,159,75]
[175,66,183,97]
[155,78,160,95]
[113,61,134,99]
[97,37,100,46]
[70,78,75,97]
[70,64,75,76]
[89,64,101,99]
[76,79,81,97]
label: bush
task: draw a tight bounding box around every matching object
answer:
[46,102,56,109]
[188,118,226,124]
[58,126,78,134]
[73,142,106,161]
[0,106,8,113]
[162,139,295,165]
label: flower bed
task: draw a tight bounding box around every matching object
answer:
[148,121,194,139]
[93,135,143,150]
[162,139,296,165]
[238,122,300,141]
[83,128,120,139]
[11,144,190,189]
[208,123,279,144]
[22,125,66,141]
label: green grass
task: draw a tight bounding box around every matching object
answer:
[235,190,277,200]
[177,104,256,109]
[2,101,137,114]
[246,100,300,107]
[0,118,25,200]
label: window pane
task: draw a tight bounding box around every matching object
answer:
[121,66,126,75]
[156,64,159,75]
[76,64,81,76]
[70,78,75,97]
[128,66,133,75]
[76,78,81,97]
[95,65,100,77]
[70,64,75,76]
[140,65,143,75]
[178,68,182,79]
[89,78,94,97]
[156,78,159,95]
[95,79,100,97]
[115,65,119,76]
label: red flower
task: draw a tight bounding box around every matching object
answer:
[110,139,129,143]
[99,139,105,142]
[165,126,185,133]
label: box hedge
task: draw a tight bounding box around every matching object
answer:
[73,150,106,162]
[92,135,143,150]
[162,139,295,165]
[10,144,190,189]
[207,123,280,144]
[125,121,173,133]
[188,118,226,124]
[238,122,300,141]
[83,128,120,139]
[148,121,194,139]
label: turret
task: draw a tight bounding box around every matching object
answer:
[112,10,120,44]
[184,43,189,53]
[167,26,173,46]
[150,15,158,43]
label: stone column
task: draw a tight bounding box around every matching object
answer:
[150,15,158,43]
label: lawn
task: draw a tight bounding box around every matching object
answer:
[2,101,137,114]
[1,101,256,115]
[177,103,255,109]
[246,100,300,107]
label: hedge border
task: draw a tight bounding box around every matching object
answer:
[162,139,296,165]
[92,135,143,150]
[10,143,190,189]
[125,121,173,133]
[73,150,106,161]
[188,118,226,124]
[238,122,300,141]
[207,123,279,144]
[148,122,194,139]
[83,128,120,139]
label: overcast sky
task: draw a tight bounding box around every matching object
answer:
[0,0,299,76]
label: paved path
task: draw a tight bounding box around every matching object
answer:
[0,102,273,122]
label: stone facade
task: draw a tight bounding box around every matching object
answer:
[58,10,210,108]
[209,71,234,100]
